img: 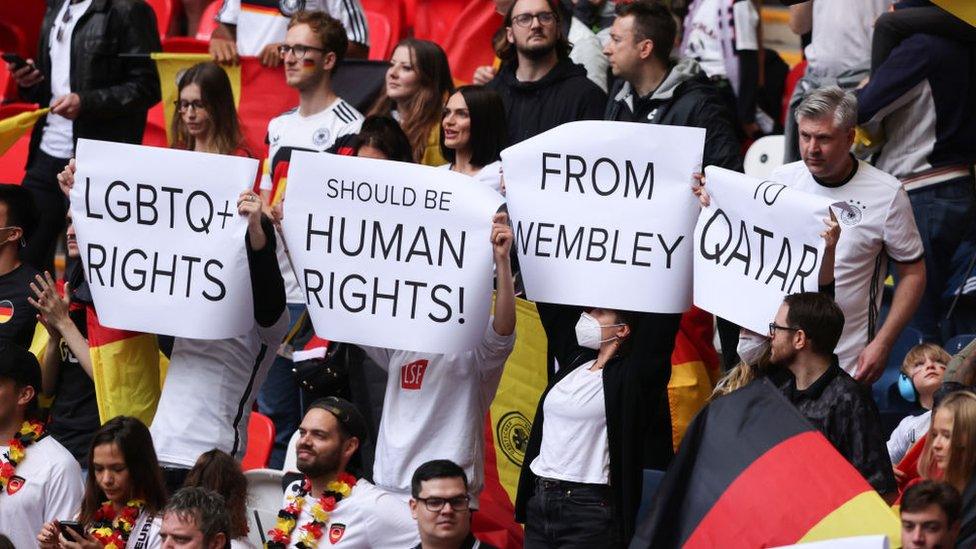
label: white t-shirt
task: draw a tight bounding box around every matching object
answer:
[0,436,84,549]
[771,159,924,373]
[530,362,610,485]
[128,513,162,549]
[217,0,369,56]
[804,0,892,77]
[40,0,92,159]
[151,311,291,468]
[888,410,932,465]
[260,99,363,304]
[277,478,418,548]
[360,321,515,507]
[438,160,504,195]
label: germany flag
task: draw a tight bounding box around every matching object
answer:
[631,378,899,548]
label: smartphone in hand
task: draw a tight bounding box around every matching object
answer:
[59,520,86,540]
[1,52,29,71]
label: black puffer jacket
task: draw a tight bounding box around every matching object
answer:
[605,58,742,172]
[486,57,607,145]
[21,0,162,168]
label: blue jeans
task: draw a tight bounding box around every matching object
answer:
[257,303,306,469]
[907,175,976,341]
[524,478,618,549]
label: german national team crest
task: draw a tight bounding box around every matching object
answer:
[312,127,332,147]
[6,475,25,495]
[279,0,305,17]
[328,523,346,544]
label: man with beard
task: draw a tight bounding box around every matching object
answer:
[267,397,418,548]
[767,292,896,500]
[485,0,606,145]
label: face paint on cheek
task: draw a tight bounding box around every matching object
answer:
[302,59,317,72]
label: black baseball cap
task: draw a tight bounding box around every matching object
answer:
[308,396,368,443]
[0,343,42,403]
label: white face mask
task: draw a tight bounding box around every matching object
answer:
[736,330,770,366]
[575,312,624,350]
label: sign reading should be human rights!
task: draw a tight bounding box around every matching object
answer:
[281,152,505,354]
[501,120,705,313]
[70,139,258,339]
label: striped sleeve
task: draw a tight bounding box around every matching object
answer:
[329,0,370,46]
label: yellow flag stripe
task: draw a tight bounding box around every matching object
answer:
[490,298,548,502]
[932,0,976,27]
[798,491,902,547]
[90,335,162,425]
[0,108,50,156]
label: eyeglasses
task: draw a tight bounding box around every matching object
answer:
[768,323,800,338]
[56,6,73,42]
[416,495,471,512]
[511,11,556,28]
[278,44,327,60]
[174,100,207,113]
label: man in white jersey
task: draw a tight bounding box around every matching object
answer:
[358,214,516,508]
[255,10,364,469]
[0,344,83,549]
[269,397,418,548]
[770,87,925,383]
[210,0,369,65]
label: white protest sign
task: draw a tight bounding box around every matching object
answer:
[280,152,505,353]
[501,120,704,313]
[693,166,836,334]
[70,139,258,339]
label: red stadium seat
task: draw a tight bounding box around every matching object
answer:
[161,36,210,53]
[360,0,404,46]
[0,133,30,184]
[414,0,465,44]
[0,1,45,58]
[365,10,393,61]
[0,103,39,184]
[442,0,502,84]
[241,411,276,471]
[195,0,223,41]
[145,0,175,40]
[402,0,417,29]
[0,22,26,55]
[142,102,169,147]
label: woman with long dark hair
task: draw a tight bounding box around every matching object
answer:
[169,61,251,157]
[367,38,453,165]
[38,416,168,548]
[439,85,508,194]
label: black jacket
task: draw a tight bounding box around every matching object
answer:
[605,59,742,172]
[514,303,681,546]
[21,0,161,168]
[486,57,607,145]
